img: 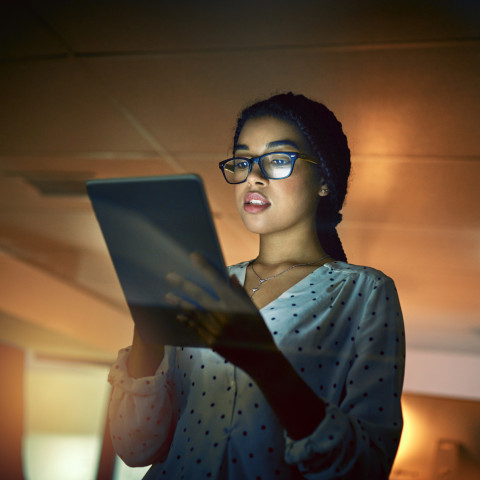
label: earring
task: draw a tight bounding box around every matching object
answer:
[320,187,329,195]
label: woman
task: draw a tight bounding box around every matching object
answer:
[108,93,405,479]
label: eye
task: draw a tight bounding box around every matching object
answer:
[234,159,250,170]
[267,153,293,167]
[271,158,290,166]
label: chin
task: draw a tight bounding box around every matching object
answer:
[240,216,278,236]
[238,213,265,234]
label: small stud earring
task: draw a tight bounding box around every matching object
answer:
[320,187,329,195]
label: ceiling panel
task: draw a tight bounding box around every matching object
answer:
[0,61,154,153]
[14,0,480,54]
[80,43,480,157]
[345,157,480,228]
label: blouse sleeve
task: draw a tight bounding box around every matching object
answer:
[284,276,405,479]
[107,346,178,467]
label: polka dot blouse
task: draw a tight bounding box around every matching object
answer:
[108,261,405,479]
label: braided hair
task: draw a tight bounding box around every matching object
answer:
[233,92,351,262]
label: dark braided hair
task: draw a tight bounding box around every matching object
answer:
[233,92,351,262]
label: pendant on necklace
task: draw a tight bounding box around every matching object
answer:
[251,278,266,296]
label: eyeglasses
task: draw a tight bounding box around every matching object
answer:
[218,151,318,184]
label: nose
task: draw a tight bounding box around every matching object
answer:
[247,160,269,185]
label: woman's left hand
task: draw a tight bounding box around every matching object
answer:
[165,253,278,371]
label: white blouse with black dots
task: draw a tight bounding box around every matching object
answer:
[108,261,405,479]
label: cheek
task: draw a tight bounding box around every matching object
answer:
[234,186,244,212]
[283,176,321,214]
[283,174,318,201]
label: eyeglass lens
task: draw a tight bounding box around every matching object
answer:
[223,153,294,183]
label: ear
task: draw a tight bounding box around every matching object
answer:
[318,183,329,197]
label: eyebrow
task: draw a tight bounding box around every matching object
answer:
[235,139,300,152]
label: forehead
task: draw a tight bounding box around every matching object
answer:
[236,116,310,152]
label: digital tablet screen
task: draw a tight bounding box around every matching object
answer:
[87,174,228,347]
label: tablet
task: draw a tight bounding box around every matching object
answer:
[86,174,228,347]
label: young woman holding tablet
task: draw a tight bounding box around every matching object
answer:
[108,93,405,479]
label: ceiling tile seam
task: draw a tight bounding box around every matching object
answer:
[74,37,480,56]
[0,152,168,160]
[340,221,480,235]
[1,153,479,162]
[0,206,95,214]
[351,155,480,164]
[0,215,474,235]
[1,37,479,64]
[0,53,72,65]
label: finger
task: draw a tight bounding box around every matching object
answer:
[176,313,191,325]
[180,308,225,336]
[190,254,257,313]
[177,310,222,333]
[177,313,202,335]
[176,312,217,347]
[193,258,243,301]
[165,272,182,286]
[165,291,180,306]
[193,323,217,348]
[165,292,197,311]
[195,313,225,337]
[190,253,226,288]
[167,272,202,297]
[167,270,218,305]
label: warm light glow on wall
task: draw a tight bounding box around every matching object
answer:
[394,399,427,465]
[354,101,413,156]
[391,396,435,479]
[23,354,111,480]
[349,158,400,207]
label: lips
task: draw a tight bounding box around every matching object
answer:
[244,192,271,213]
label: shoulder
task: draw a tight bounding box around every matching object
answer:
[227,261,251,277]
[323,261,400,302]
[326,260,395,285]
[227,260,251,270]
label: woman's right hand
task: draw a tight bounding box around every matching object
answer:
[165,254,278,375]
[127,326,165,378]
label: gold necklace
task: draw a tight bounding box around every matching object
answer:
[249,254,330,298]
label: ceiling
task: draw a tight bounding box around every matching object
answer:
[0,1,479,376]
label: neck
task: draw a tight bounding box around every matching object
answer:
[255,224,327,267]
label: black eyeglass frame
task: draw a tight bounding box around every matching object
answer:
[218,151,318,184]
